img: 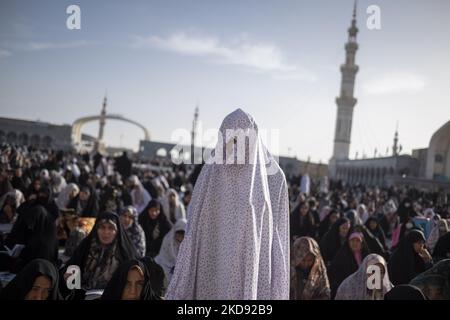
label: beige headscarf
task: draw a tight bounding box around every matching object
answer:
[290,236,330,300]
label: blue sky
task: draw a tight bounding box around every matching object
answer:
[1,0,449,163]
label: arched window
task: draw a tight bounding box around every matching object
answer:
[435,154,444,163]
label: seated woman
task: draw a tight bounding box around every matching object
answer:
[317,209,340,240]
[319,217,351,266]
[56,183,79,211]
[335,254,392,300]
[101,259,159,300]
[290,236,330,300]
[141,256,167,298]
[60,212,137,299]
[2,205,58,273]
[161,188,186,224]
[410,259,450,300]
[365,217,388,251]
[328,227,370,298]
[119,206,146,258]
[432,232,450,261]
[138,199,172,257]
[388,230,433,285]
[155,219,187,284]
[290,201,317,241]
[0,259,60,300]
[427,219,448,255]
[0,189,24,224]
[68,185,99,218]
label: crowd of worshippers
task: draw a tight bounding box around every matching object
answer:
[0,143,449,300]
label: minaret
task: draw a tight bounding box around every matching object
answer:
[191,106,199,163]
[329,1,359,177]
[392,123,399,156]
[95,95,107,152]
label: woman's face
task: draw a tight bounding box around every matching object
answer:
[299,204,309,216]
[121,267,145,300]
[69,189,79,199]
[148,207,160,220]
[175,231,185,244]
[413,240,425,253]
[339,222,350,238]
[349,237,362,253]
[298,253,315,270]
[34,180,41,191]
[25,275,51,300]
[329,212,339,225]
[169,193,176,205]
[97,222,117,245]
[369,220,378,231]
[120,212,134,229]
[79,191,90,201]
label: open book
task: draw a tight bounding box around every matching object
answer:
[1,244,25,258]
[85,289,104,300]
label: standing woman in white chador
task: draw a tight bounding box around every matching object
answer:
[165,108,290,300]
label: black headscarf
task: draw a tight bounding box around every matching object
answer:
[140,256,167,298]
[365,216,388,250]
[0,259,60,300]
[101,259,158,300]
[36,186,60,221]
[319,217,350,264]
[384,285,427,300]
[0,176,13,198]
[397,198,417,224]
[318,209,339,240]
[328,225,370,298]
[138,200,172,257]
[432,231,450,261]
[290,202,317,239]
[5,205,58,273]
[61,212,138,298]
[388,230,429,285]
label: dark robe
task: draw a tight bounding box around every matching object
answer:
[114,152,132,180]
[290,205,317,240]
[0,258,61,300]
[140,256,167,298]
[384,285,427,300]
[0,179,13,198]
[318,212,337,240]
[388,230,431,285]
[3,205,58,273]
[138,201,172,258]
[328,235,370,299]
[11,175,27,194]
[432,231,450,262]
[365,217,388,251]
[319,217,350,265]
[101,259,159,300]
